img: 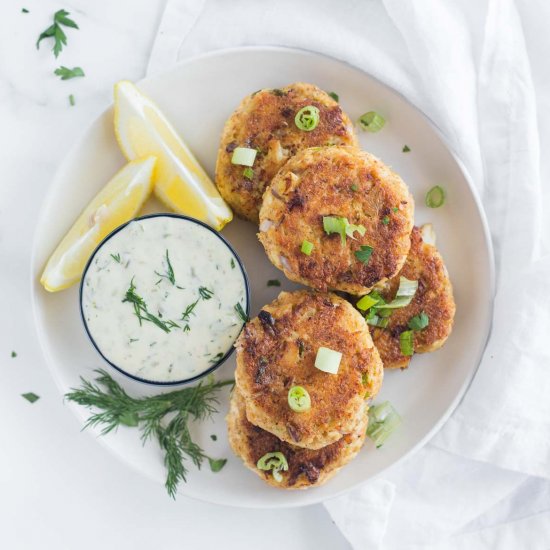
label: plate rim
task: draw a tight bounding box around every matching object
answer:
[29,45,496,509]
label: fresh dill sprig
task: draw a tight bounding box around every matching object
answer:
[122,278,180,333]
[110,253,121,263]
[65,369,233,498]
[198,286,213,300]
[155,249,176,285]
[234,302,248,323]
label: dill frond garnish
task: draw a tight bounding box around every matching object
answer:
[65,370,232,498]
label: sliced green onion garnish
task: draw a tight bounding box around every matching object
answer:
[301,240,314,255]
[288,386,311,412]
[425,185,446,208]
[314,347,342,374]
[358,111,385,133]
[243,167,254,179]
[367,315,389,328]
[367,401,401,448]
[350,184,358,192]
[256,452,289,482]
[376,277,418,310]
[231,147,257,166]
[323,216,365,245]
[408,311,429,331]
[399,330,414,356]
[327,91,339,102]
[382,215,390,225]
[295,105,320,131]
[356,294,379,312]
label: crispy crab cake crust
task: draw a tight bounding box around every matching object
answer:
[227,389,368,489]
[258,146,414,294]
[216,83,358,222]
[235,290,383,450]
[370,227,456,369]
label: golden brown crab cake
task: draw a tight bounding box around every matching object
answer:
[258,146,414,294]
[234,290,383,450]
[369,226,456,369]
[216,83,358,222]
[227,389,368,489]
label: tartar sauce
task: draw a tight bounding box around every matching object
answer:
[81,215,248,383]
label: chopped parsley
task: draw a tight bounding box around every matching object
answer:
[11,351,17,358]
[208,457,227,473]
[54,66,85,80]
[382,215,390,225]
[355,245,374,265]
[22,392,40,404]
[36,9,79,58]
[267,279,281,287]
[402,145,411,153]
[408,312,429,331]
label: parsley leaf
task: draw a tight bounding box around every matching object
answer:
[402,145,411,153]
[36,9,79,58]
[408,312,429,331]
[355,245,374,265]
[208,457,227,473]
[22,392,40,404]
[54,66,85,80]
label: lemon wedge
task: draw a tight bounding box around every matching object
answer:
[113,80,232,230]
[40,156,156,292]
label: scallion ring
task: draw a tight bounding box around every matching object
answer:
[399,330,414,356]
[256,452,289,482]
[425,185,446,208]
[358,111,385,133]
[295,105,320,131]
[288,386,311,412]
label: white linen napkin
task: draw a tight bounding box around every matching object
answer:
[147,0,550,547]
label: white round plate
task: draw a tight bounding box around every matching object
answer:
[31,47,494,508]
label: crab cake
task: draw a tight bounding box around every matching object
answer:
[369,226,456,369]
[235,290,383,450]
[227,389,367,489]
[258,146,414,294]
[216,83,358,222]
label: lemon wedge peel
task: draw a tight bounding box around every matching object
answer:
[113,80,232,231]
[40,156,156,292]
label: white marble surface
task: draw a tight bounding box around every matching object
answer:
[2,1,549,549]
[0,2,347,549]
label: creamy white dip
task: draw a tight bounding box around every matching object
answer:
[81,216,248,383]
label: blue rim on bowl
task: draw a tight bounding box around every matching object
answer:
[78,213,251,386]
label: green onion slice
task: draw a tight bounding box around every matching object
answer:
[243,167,254,179]
[356,294,379,312]
[301,240,314,255]
[327,91,339,102]
[399,330,414,356]
[425,185,446,208]
[323,216,365,245]
[376,277,418,310]
[367,401,401,448]
[295,105,320,131]
[314,347,342,374]
[358,111,385,133]
[367,315,389,328]
[256,452,289,482]
[231,147,257,166]
[288,386,311,412]
[408,311,429,331]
